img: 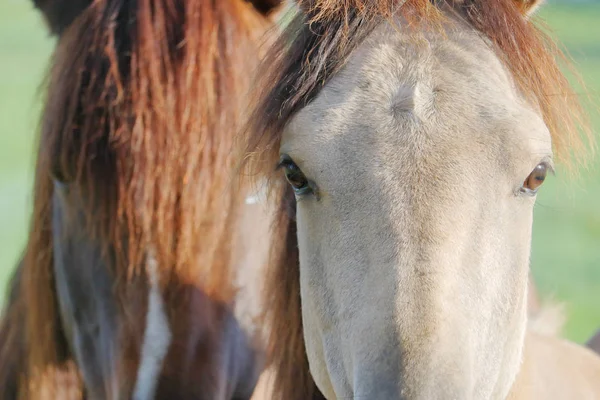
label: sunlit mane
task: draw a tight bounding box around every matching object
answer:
[244,1,592,398]
[43,0,270,295]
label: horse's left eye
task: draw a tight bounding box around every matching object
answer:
[278,155,313,196]
[521,162,550,195]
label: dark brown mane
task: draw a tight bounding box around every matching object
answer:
[44,0,273,295]
[245,1,591,398]
[9,0,277,396]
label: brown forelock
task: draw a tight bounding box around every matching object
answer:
[44,0,272,299]
[20,0,273,395]
[244,0,592,397]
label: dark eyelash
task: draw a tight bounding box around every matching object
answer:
[540,158,556,175]
[275,154,293,171]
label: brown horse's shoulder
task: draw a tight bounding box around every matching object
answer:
[587,329,600,355]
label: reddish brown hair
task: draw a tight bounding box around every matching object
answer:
[0,0,279,397]
[245,1,592,398]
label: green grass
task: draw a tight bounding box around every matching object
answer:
[0,1,54,289]
[531,4,600,343]
[0,2,599,343]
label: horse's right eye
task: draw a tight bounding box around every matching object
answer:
[278,155,313,196]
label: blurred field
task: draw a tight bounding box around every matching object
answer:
[530,4,600,342]
[0,2,599,343]
[0,2,54,290]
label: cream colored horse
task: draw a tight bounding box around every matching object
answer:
[245,0,600,398]
[527,277,600,357]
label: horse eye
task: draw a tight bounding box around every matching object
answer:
[522,163,550,193]
[278,155,313,196]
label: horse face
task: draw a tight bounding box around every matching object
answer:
[278,22,552,399]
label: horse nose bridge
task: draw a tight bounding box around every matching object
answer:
[348,320,404,399]
[351,333,475,400]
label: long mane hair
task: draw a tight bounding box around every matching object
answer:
[0,0,279,397]
[245,1,592,398]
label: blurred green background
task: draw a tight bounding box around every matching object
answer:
[0,2,598,343]
[0,2,54,289]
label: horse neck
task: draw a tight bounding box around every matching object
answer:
[144,185,277,399]
[230,182,278,344]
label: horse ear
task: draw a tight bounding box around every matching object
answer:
[513,0,545,16]
[32,0,92,36]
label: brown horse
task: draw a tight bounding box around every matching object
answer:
[0,0,283,398]
[245,0,600,398]
[589,330,600,354]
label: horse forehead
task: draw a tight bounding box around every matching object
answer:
[287,22,521,148]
